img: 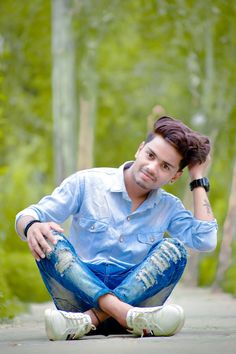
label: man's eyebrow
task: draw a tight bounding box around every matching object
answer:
[147,147,176,169]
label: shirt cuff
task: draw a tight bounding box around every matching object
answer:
[15,209,39,241]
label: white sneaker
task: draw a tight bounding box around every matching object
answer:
[44,309,96,340]
[126,304,185,336]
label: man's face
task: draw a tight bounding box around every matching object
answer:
[130,134,183,191]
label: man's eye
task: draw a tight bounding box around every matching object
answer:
[162,163,170,170]
[147,152,154,159]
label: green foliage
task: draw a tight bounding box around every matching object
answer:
[221,243,236,298]
[4,252,50,303]
[221,262,236,298]
[73,0,236,169]
[0,247,49,319]
[0,0,53,251]
[0,0,53,319]
[0,138,53,252]
[198,255,218,287]
[0,249,25,319]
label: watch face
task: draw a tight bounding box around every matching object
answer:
[201,177,210,192]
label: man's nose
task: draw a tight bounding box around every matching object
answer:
[147,160,159,174]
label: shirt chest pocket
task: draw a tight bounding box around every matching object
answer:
[79,217,108,233]
[137,232,163,245]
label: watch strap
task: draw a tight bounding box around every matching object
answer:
[24,220,41,237]
[189,177,210,192]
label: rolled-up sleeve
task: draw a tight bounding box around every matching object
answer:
[15,173,83,240]
[167,199,218,252]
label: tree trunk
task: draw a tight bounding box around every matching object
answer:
[77,47,97,170]
[77,96,96,170]
[213,160,236,289]
[52,0,77,184]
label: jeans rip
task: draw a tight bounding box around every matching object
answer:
[135,238,187,290]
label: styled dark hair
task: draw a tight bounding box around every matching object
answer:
[146,116,211,170]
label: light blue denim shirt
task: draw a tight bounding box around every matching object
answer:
[16,162,217,272]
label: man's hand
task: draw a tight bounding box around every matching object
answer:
[188,154,211,180]
[27,222,64,261]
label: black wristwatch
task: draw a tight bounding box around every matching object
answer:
[189,177,210,192]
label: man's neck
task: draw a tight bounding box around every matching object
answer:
[123,167,149,202]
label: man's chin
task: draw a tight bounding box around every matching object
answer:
[135,179,152,191]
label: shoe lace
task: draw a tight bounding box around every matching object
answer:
[132,312,162,336]
[61,312,96,340]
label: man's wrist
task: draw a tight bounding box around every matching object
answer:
[24,219,41,237]
[190,174,203,181]
[189,177,210,192]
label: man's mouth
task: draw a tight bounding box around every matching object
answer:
[140,169,156,182]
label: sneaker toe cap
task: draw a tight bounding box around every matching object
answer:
[154,304,185,336]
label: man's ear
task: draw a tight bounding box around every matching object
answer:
[170,170,183,183]
[134,141,145,159]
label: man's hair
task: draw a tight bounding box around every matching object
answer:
[145,116,210,170]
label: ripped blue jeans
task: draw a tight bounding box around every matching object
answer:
[37,233,187,316]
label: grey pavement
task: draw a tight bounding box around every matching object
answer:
[0,285,236,354]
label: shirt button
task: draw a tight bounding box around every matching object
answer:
[150,236,155,243]
[127,216,131,221]
[119,235,124,243]
[90,225,95,230]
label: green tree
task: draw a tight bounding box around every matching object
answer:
[52,0,78,183]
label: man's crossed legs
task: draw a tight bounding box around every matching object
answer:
[37,233,187,340]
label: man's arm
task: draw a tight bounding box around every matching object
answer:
[191,187,214,221]
[15,172,81,260]
[188,155,215,221]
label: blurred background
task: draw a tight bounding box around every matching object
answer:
[0,0,236,319]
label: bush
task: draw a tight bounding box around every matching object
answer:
[0,248,50,320]
[4,252,50,303]
[0,249,25,319]
[221,261,236,298]
[198,255,218,287]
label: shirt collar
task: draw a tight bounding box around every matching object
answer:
[146,188,162,208]
[110,161,132,193]
[110,161,162,208]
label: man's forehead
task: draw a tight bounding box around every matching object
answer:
[145,136,182,167]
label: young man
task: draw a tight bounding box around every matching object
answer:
[15,116,217,340]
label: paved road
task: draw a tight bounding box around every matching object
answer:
[0,286,236,354]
